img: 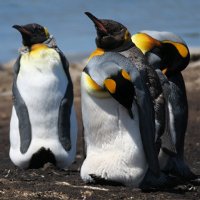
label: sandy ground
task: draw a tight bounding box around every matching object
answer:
[0,50,199,199]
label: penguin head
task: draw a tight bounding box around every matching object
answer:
[132,31,190,76]
[85,12,132,51]
[13,23,50,47]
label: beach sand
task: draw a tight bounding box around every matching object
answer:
[0,49,199,199]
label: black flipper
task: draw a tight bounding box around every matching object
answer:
[168,73,188,158]
[132,71,160,177]
[12,56,32,154]
[162,73,199,183]
[127,47,163,176]
[56,48,73,151]
[132,50,166,147]
[156,69,177,154]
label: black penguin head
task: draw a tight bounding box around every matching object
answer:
[132,32,190,76]
[145,42,190,76]
[13,23,50,47]
[159,43,190,76]
[85,12,132,51]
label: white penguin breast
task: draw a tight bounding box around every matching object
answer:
[81,73,147,176]
[81,79,148,186]
[17,48,68,139]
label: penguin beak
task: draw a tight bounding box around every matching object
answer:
[12,25,32,36]
[85,12,108,35]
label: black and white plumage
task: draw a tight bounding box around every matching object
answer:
[81,13,176,189]
[132,30,199,183]
[10,23,77,169]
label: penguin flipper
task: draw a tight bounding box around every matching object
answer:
[86,52,160,175]
[129,64,161,176]
[134,83,160,176]
[12,56,32,154]
[57,49,73,151]
[156,69,177,154]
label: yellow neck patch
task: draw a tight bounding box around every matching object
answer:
[82,72,110,97]
[104,79,116,94]
[162,40,188,58]
[132,33,161,54]
[30,44,48,56]
[87,48,105,62]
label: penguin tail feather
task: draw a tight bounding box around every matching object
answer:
[29,147,56,169]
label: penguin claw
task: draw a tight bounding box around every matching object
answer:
[89,174,104,182]
[89,174,124,186]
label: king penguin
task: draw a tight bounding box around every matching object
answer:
[132,31,199,183]
[9,23,77,169]
[81,12,177,190]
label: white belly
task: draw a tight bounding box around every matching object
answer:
[18,53,67,139]
[9,49,77,169]
[81,75,148,186]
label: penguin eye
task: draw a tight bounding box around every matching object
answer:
[38,27,42,31]
[35,26,43,32]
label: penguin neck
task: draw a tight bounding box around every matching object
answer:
[29,43,49,56]
[100,40,134,53]
[31,43,48,51]
[112,40,135,52]
[119,44,148,64]
[19,35,57,55]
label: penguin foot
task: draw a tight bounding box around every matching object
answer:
[89,174,124,186]
[163,157,199,184]
[139,169,181,192]
[174,183,197,192]
[189,175,200,186]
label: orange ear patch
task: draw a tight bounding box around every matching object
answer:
[121,70,131,81]
[104,79,116,94]
[162,41,188,58]
[132,33,161,54]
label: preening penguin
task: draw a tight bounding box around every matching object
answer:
[10,23,77,169]
[132,31,199,183]
[81,12,176,189]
